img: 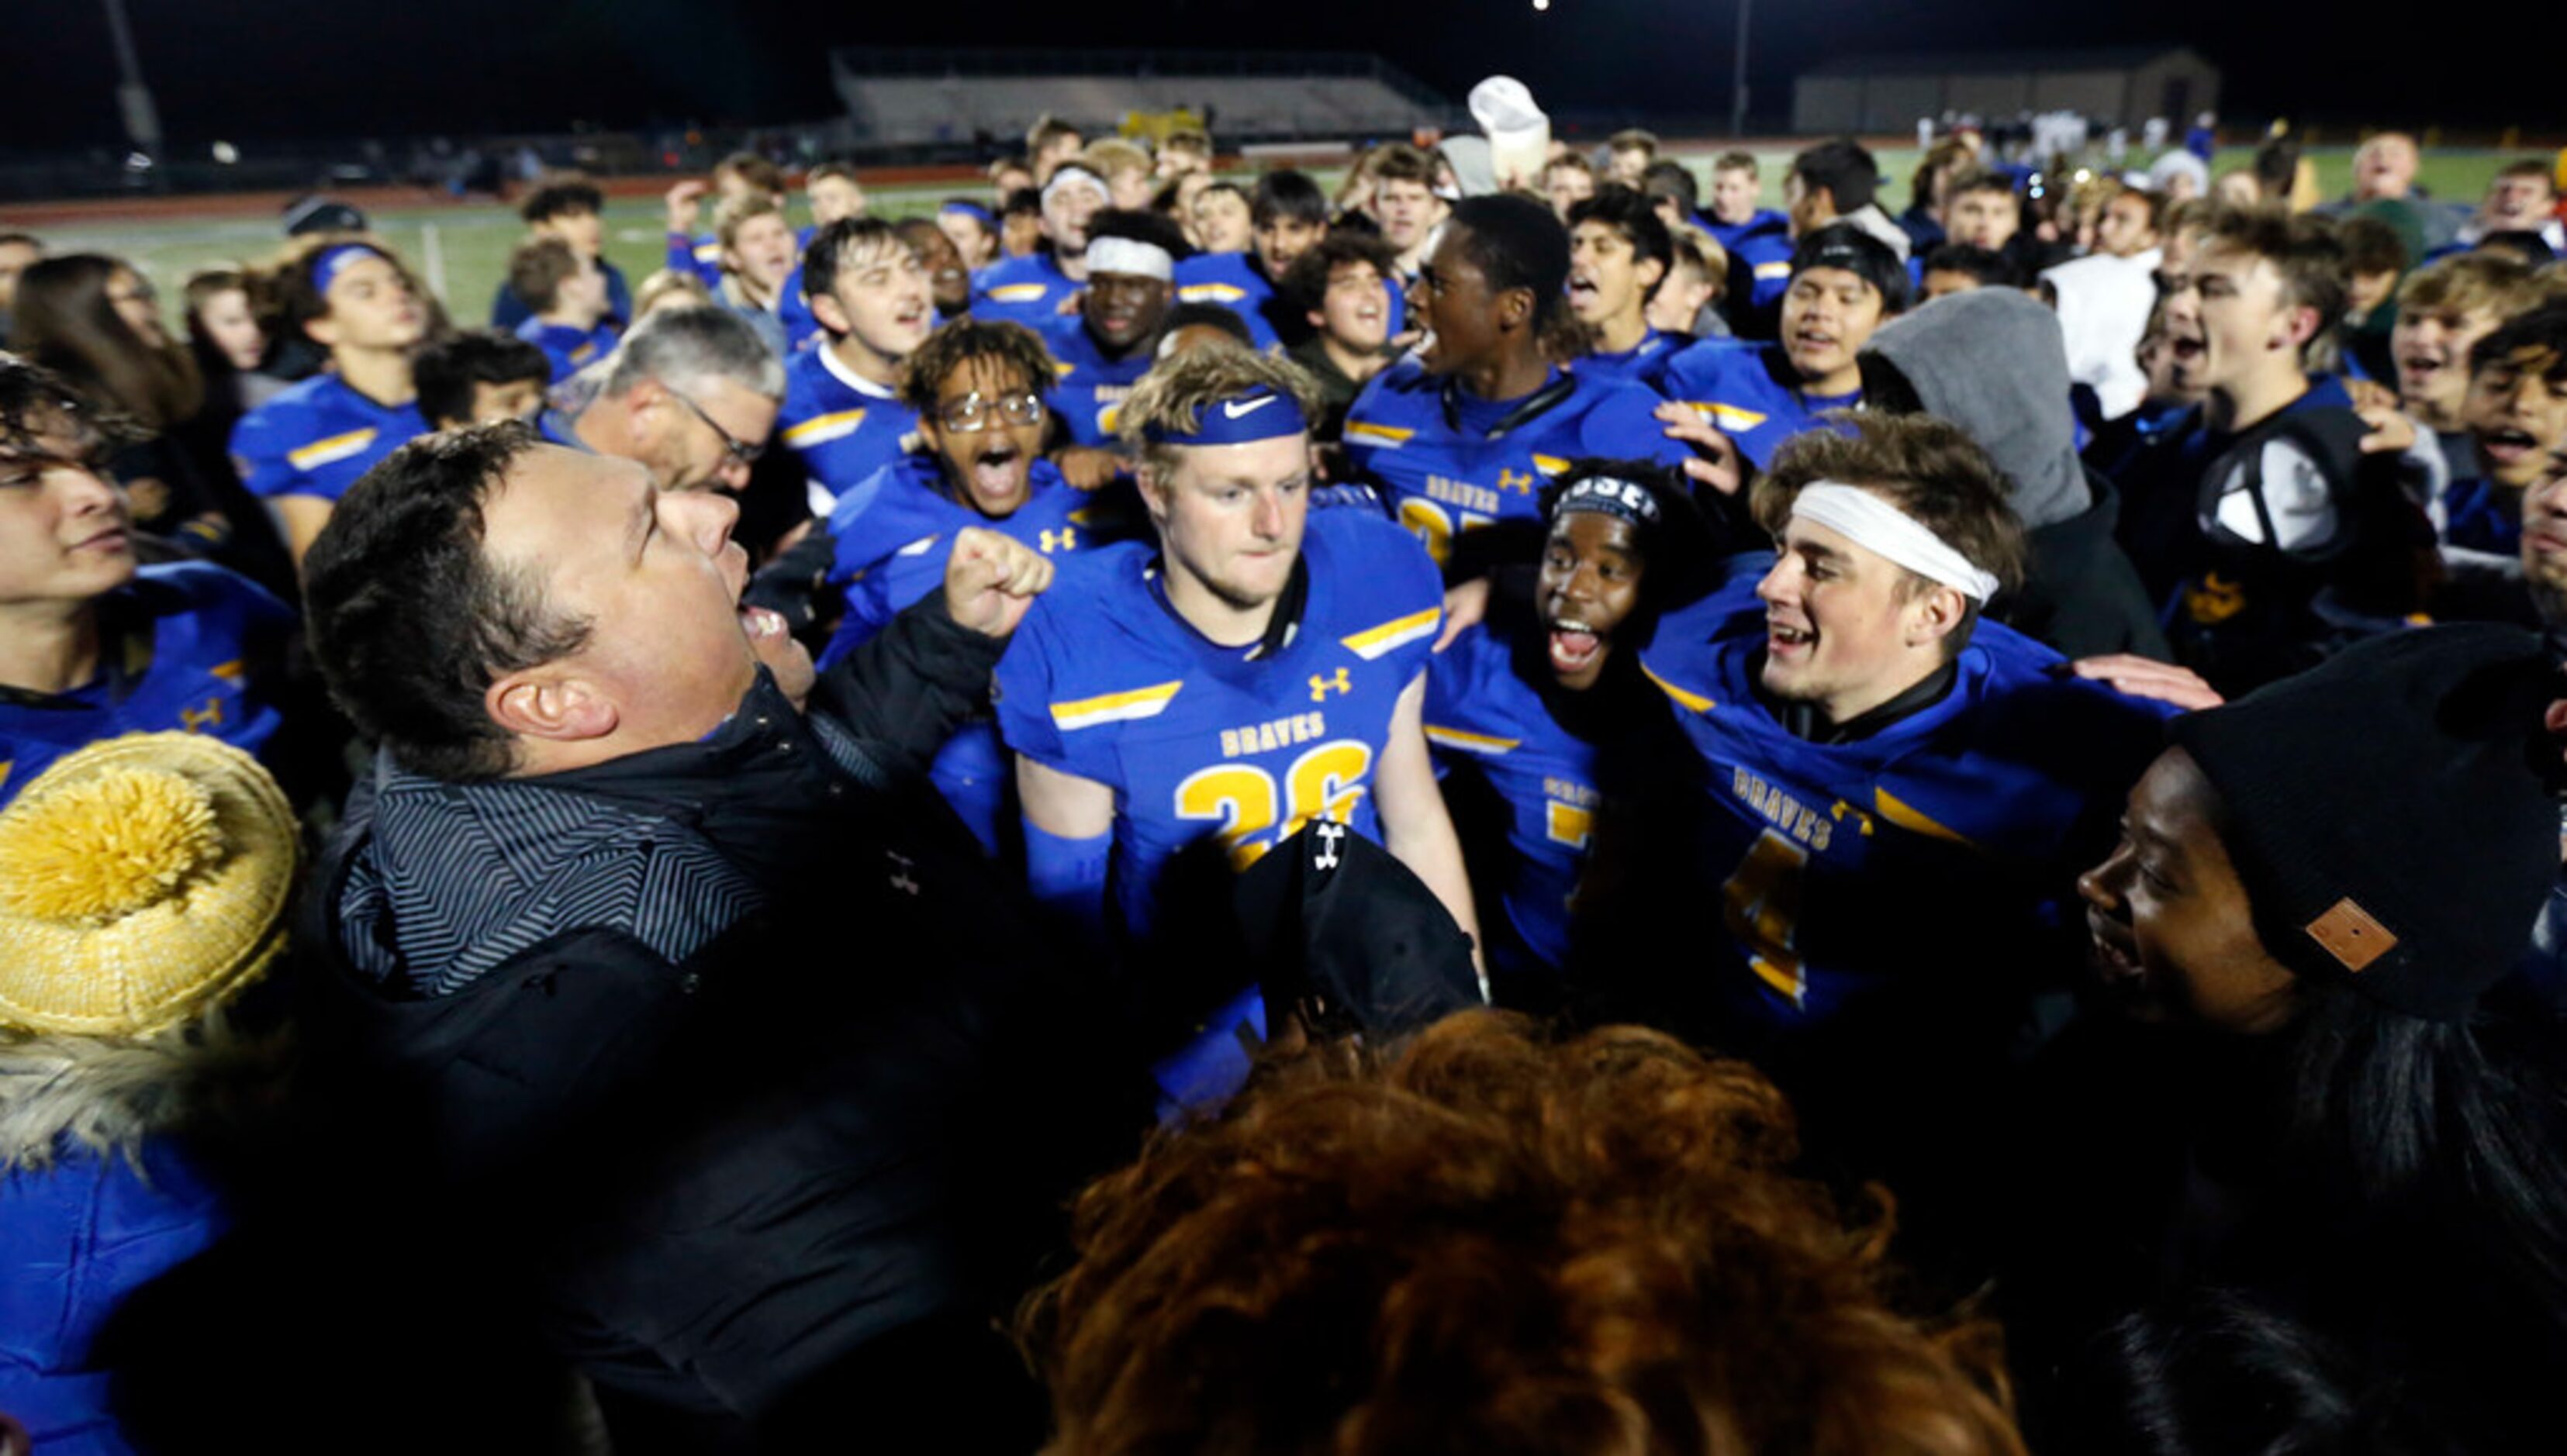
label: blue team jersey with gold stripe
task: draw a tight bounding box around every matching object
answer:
[0,563,292,808]
[994,507,1442,947]
[1573,328,1684,394]
[776,343,921,509]
[1340,360,1692,568]
[1635,574,2173,1030]
[229,372,426,502]
[1423,613,1605,974]
[971,252,1077,329]
[817,454,1109,853]
[1173,251,1408,351]
[514,317,620,383]
[1039,317,1153,447]
[1658,340,1860,472]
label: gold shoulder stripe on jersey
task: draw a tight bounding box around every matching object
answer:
[1873,786,1977,848]
[1049,679,1187,730]
[989,284,1049,303]
[1641,661,1715,713]
[1424,725,1520,755]
[1344,421,1415,447]
[1340,606,1440,661]
[286,427,379,471]
[782,409,867,447]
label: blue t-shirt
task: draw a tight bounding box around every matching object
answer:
[0,563,292,808]
[1660,340,1862,471]
[817,454,1111,854]
[229,371,426,503]
[1423,614,1607,975]
[1635,573,2174,1031]
[514,316,620,383]
[1341,359,1691,568]
[993,507,1442,951]
[972,251,1078,329]
[776,343,921,511]
[1574,328,1684,393]
[1041,317,1155,447]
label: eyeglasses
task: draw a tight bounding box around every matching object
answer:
[935,391,1045,433]
[667,386,766,468]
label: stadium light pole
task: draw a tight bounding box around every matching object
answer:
[1729,0,1750,138]
[99,0,165,174]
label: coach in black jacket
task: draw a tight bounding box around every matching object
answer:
[277,425,1135,1451]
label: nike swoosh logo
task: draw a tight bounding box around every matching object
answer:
[1223,395,1280,419]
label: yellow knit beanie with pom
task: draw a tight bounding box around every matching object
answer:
[0,733,295,1037]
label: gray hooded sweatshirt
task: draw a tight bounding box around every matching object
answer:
[1860,287,2170,660]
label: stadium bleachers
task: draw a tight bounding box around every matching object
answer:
[831,49,1451,146]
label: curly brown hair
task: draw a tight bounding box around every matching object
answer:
[1019,1011,2025,1456]
[896,316,1059,416]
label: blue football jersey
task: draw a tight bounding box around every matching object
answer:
[820,454,1112,855]
[229,372,427,503]
[665,230,725,285]
[993,507,1443,948]
[1174,251,1408,352]
[1633,574,2175,1031]
[776,262,824,354]
[1574,328,1684,393]
[1705,212,1795,318]
[0,563,292,808]
[1660,340,1861,471]
[972,252,1078,329]
[2440,478,2520,557]
[514,317,620,383]
[1341,360,1692,568]
[1423,615,1605,975]
[776,344,921,510]
[1041,318,1154,448]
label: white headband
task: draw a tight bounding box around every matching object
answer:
[1085,236,1174,281]
[1790,482,2001,603]
[1042,166,1108,209]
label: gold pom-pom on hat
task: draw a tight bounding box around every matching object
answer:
[0,768,224,923]
[0,733,296,1038]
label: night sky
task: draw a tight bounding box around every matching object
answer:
[0,0,2551,152]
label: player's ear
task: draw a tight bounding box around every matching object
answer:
[810,290,851,336]
[1498,285,1535,331]
[1906,584,1968,647]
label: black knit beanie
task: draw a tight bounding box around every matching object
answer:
[2168,625,2559,1022]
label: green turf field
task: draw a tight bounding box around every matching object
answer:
[27,145,2517,338]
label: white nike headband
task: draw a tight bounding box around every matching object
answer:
[1085,236,1175,282]
[1789,481,2002,603]
[1042,165,1108,209]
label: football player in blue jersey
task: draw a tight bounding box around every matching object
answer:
[995,345,1480,1064]
[812,319,1126,853]
[489,179,631,331]
[230,236,431,564]
[776,218,934,513]
[973,164,1107,329]
[1657,226,1908,494]
[1173,170,1336,351]
[1705,151,1796,331]
[1611,412,2174,1232]
[507,237,620,384]
[1343,193,1693,574]
[662,151,788,288]
[1425,461,1715,1007]
[1566,186,1681,391]
[1043,210,1191,482]
[0,359,289,807]
[895,216,974,322]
